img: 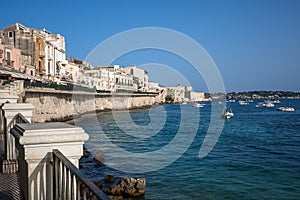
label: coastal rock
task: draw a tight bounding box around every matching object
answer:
[103,177,146,197]
[93,150,105,165]
[105,175,115,183]
[93,180,103,189]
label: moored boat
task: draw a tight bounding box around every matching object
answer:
[238,100,249,105]
[193,103,205,108]
[276,106,296,112]
[221,107,234,119]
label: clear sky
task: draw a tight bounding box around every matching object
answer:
[1,0,300,92]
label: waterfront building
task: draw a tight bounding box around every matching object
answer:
[184,86,205,101]
[65,61,82,83]
[0,44,21,71]
[147,81,159,91]
[121,65,149,91]
[114,70,136,92]
[0,23,68,80]
[166,86,186,103]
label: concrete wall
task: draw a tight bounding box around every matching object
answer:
[24,90,162,123]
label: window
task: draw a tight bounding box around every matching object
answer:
[6,51,11,66]
[8,31,13,38]
[30,70,34,76]
[48,61,51,74]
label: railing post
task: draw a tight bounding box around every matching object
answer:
[1,103,34,173]
[11,122,89,200]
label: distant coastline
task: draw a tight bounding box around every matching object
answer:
[208,91,300,99]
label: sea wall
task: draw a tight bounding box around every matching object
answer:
[24,89,163,123]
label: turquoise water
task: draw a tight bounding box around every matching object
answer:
[76,99,300,199]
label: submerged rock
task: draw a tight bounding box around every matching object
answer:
[103,177,146,197]
[93,150,105,165]
[105,175,115,183]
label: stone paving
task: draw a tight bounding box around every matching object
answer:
[0,134,20,200]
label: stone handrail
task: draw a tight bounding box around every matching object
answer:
[53,149,110,200]
[2,112,29,173]
[0,101,34,173]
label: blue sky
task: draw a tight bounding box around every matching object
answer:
[1,0,300,92]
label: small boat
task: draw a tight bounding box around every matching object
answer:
[271,100,281,104]
[226,99,236,103]
[221,107,234,119]
[238,100,249,105]
[263,100,274,107]
[276,106,296,112]
[264,102,275,107]
[193,103,205,108]
[256,102,264,107]
[182,102,187,105]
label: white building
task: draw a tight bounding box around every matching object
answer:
[115,70,136,92]
[44,31,68,81]
[166,86,186,103]
[121,65,149,91]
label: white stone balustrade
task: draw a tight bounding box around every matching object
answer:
[2,103,35,124]
[11,122,89,200]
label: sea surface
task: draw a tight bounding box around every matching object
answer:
[75,99,300,200]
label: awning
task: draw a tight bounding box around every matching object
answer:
[0,67,40,81]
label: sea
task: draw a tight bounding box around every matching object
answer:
[75,99,300,200]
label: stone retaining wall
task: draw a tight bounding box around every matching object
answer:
[24,89,163,123]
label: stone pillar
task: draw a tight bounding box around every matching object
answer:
[12,122,89,200]
[0,94,18,104]
[2,103,34,123]
[1,103,34,173]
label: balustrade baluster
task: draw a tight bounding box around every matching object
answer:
[52,149,109,200]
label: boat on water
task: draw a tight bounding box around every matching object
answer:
[182,102,187,105]
[256,102,264,107]
[276,106,296,112]
[226,99,236,103]
[264,101,275,107]
[238,100,249,105]
[193,103,205,108]
[271,99,281,104]
[221,107,234,119]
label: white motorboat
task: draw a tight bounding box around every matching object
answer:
[221,107,234,119]
[271,100,281,104]
[226,99,236,103]
[262,100,274,107]
[264,102,275,107]
[276,106,296,112]
[193,103,205,108]
[256,102,264,107]
[238,100,249,105]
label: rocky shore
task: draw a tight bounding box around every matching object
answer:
[81,147,146,200]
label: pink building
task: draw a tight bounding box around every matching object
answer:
[0,44,21,71]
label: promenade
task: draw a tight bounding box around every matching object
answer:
[0,134,20,200]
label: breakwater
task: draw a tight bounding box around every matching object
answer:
[23,89,163,123]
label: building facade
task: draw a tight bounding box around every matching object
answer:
[0,23,68,80]
[121,65,148,91]
[0,44,21,71]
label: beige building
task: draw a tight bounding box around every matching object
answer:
[0,44,21,71]
[184,86,205,101]
[115,71,136,92]
[0,23,67,80]
[121,65,149,91]
[166,86,186,103]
